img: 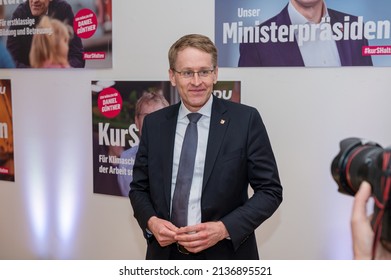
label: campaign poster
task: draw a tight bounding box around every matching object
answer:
[0,0,112,69]
[0,79,14,182]
[91,80,241,197]
[216,0,391,67]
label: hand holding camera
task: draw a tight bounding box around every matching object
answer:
[352,181,391,259]
[331,137,391,259]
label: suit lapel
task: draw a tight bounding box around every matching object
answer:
[160,103,180,212]
[272,5,305,66]
[161,99,230,204]
[203,97,229,190]
[328,9,351,66]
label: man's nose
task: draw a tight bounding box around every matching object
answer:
[190,72,202,85]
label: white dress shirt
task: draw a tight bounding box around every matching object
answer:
[171,95,212,226]
[288,2,341,67]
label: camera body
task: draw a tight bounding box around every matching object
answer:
[331,137,391,252]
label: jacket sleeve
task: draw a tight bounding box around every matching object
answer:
[220,108,283,250]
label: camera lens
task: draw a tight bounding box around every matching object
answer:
[331,137,383,196]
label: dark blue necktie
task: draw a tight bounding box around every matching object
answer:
[171,113,202,227]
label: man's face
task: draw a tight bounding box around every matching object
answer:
[169,47,218,112]
[29,0,50,17]
[135,101,167,135]
[291,0,323,9]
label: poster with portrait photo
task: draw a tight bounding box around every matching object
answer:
[91,80,241,197]
[0,0,112,69]
[0,79,14,182]
[216,0,391,67]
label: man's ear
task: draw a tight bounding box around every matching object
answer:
[168,69,176,86]
[213,66,218,84]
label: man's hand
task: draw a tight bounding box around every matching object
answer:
[147,216,178,247]
[174,221,229,253]
[352,181,391,259]
[351,181,374,259]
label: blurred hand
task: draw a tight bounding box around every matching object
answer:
[174,221,229,253]
[351,181,391,259]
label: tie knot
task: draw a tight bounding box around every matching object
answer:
[187,113,202,124]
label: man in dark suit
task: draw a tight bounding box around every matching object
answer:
[129,34,283,259]
[238,0,373,67]
[7,0,85,68]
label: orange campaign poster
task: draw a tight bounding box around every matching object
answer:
[0,0,112,69]
[0,79,14,182]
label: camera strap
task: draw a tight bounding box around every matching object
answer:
[372,150,391,259]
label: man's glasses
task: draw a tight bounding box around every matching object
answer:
[172,68,215,79]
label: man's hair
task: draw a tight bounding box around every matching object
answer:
[135,92,169,116]
[168,34,217,70]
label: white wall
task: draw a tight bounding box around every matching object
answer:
[1,0,391,260]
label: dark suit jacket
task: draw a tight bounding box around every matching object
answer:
[238,4,373,67]
[129,96,283,259]
[6,0,85,68]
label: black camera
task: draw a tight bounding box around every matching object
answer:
[331,137,391,253]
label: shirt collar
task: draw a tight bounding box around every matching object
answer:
[178,94,213,120]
